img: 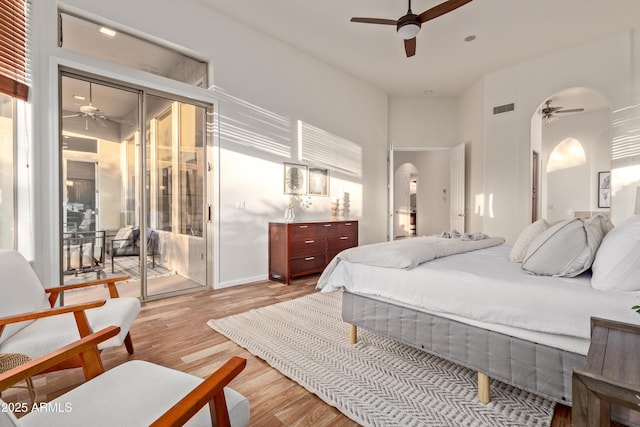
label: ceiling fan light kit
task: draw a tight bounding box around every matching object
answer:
[351,0,473,57]
[397,15,421,39]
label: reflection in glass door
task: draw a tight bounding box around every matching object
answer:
[60,73,211,300]
[144,95,208,298]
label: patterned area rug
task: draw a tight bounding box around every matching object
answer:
[207,292,556,427]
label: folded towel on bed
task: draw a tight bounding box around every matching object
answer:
[440,230,489,241]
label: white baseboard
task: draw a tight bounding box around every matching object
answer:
[216,274,268,289]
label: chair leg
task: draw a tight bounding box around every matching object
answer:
[124,332,134,354]
[25,377,36,405]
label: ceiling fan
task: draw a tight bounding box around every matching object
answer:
[63,82,108,129]
[351,0,473,57]
[540,99,585,121]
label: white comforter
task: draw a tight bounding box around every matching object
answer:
[319,244,640,351]
[317,235,505,288]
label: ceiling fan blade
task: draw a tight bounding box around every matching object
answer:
[351,17,398,25]
[62,114,82,119]
[404,38,416,57]
[418,0,473,23]
[556,108,585,114]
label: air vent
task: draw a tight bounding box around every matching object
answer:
[493,103,515,115]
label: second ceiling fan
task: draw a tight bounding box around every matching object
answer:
[351,0,473,57]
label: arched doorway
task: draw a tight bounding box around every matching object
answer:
[531,87,611,223]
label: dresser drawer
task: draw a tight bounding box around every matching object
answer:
[290,255,326,275]
[327,234,357,253]
[290,237,325,257]
[288,223,324,238]
[337,222,357,235]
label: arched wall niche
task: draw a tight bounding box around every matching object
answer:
[530,87,612,223]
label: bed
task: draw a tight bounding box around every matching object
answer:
[316,216,640,407]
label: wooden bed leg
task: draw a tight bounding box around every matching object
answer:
[349,324,357,344]
[478,372,491,403]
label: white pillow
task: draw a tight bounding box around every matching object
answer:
[588,214,614,237]
[113,226,133,249]
[510,219,550,262]
[522,218,603,277]
[591,215,640,291]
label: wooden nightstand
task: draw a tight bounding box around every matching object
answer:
[572,317,640,426]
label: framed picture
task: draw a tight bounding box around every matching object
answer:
[598,171,611,208]
[283,163,307,195]
[308,167,329,196]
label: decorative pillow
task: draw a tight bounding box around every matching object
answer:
[591,215,640,291]
[509,219,549,262]
[113,226,133,249]
[522,218,603,277]
[588,214,614,237]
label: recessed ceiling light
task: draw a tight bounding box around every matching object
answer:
[464,35,476,42]
[73,95,85,101]
[99,26,117,37]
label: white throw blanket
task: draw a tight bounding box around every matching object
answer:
[317,235,505,289]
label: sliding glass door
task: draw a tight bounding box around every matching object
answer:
[60,72,212,300]
[144,94,208,297]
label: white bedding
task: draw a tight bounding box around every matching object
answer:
[319,244,640,355]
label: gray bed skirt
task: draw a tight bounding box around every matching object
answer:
[342,291,585,404]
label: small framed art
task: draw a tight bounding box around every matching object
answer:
[284,163,307,195]
[598,171,611,208]
[308,167,329,196]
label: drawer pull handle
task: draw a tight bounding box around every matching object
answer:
[305,257,315,261]
[299,225,309,229]
[340,236,349,240]
[324,224,332,227]
[305,240,315,244]
[345,223,352,226]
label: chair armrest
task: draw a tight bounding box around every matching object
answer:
[0,326,120,390]
[44,275,130,305]
[150,356,247,427]
[0,300,106,342]
[0,300,106,327]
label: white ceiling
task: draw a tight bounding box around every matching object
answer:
[198,0,640,99]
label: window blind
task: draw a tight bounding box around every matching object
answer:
[0,0,30,101]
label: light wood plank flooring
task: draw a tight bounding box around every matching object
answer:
[1,275,619,426]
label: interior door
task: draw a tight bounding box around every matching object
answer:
[450,142,466,232]
[394,169,411,238]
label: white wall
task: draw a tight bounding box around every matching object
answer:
[389,98,459,148]
[27,0,388,287]
[460,31,640,242]
[458,78,485,233]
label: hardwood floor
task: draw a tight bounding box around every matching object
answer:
[0,274,618,426]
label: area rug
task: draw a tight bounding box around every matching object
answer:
[207,292,555,427]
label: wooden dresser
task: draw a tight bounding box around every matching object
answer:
[268,220,358,284]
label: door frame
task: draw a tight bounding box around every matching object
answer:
[388,145,453,241]
[54,58,220,297]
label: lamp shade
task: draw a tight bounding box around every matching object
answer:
[397,23,420,40]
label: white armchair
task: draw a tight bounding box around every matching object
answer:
[0,327,250,427]
[0,250,140,368]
